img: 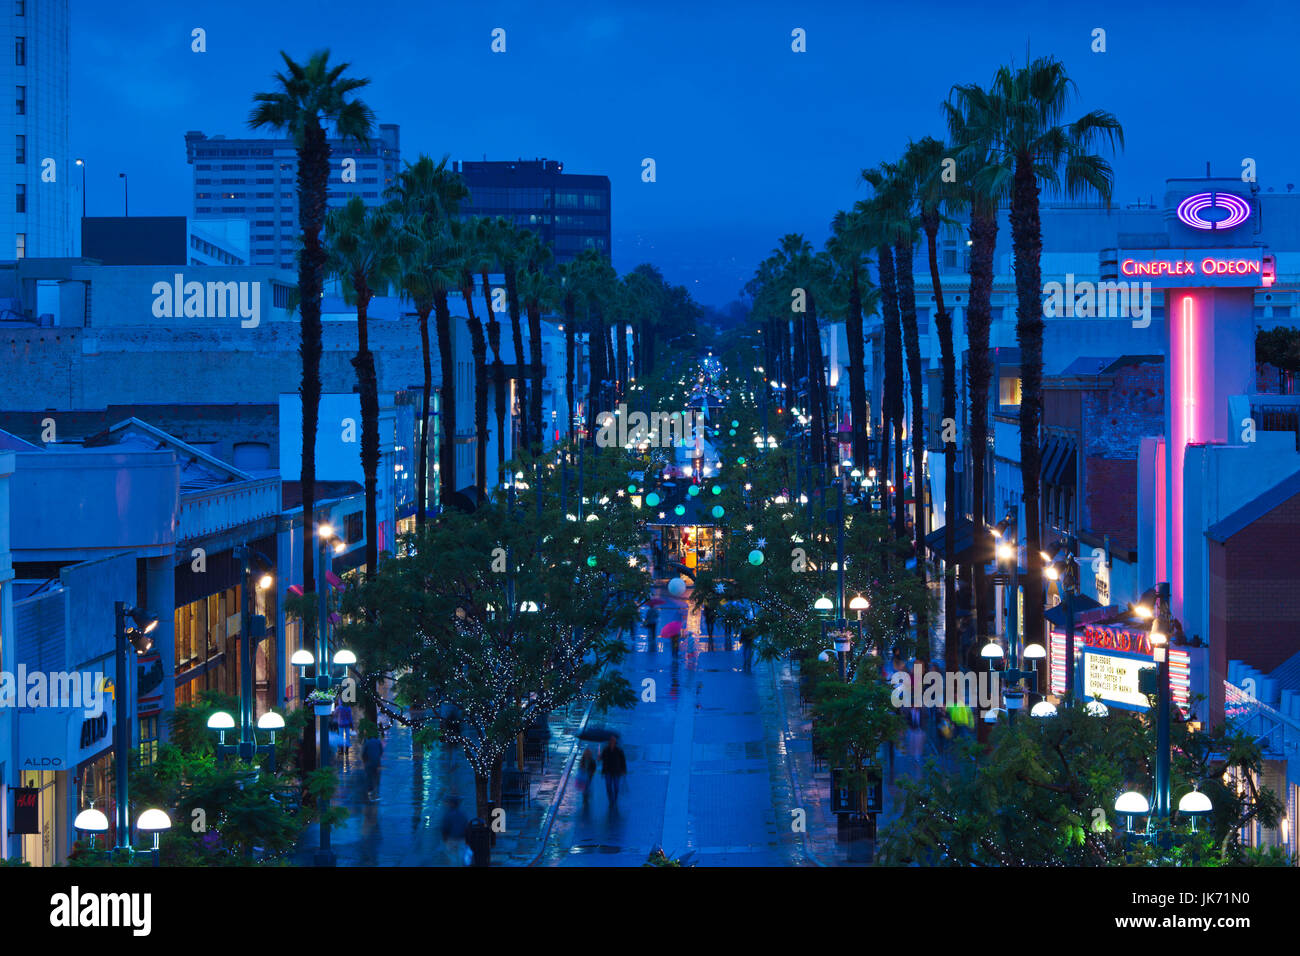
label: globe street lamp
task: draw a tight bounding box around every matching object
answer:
[135,808,171,867]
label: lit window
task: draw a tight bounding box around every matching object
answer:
[15,232,24,258]
[998,375,1022,407]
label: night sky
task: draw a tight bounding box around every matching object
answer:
[72,0,1298,306]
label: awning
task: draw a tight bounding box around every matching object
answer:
[924,516,975,563]
[1041,435,1077,486]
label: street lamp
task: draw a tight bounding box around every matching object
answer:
[73,806,109,851]
[1178,788,1213,832]
[135,808,171,866]
[75,158,86,220]
[113,603,158,851]
[1115,791,1151,834]
[1044,538,1080,699]
[988,513,1035,721]
[233,544,273,762]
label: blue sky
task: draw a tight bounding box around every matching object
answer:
[72,0,1299,306]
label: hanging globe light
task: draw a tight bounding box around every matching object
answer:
[645,492,660,507]
[711,485,721,496]
[748,549,764,566]
[712,505,725,519]
[674,504,685,516]
[586,555,597,568]
[688,485,700,497]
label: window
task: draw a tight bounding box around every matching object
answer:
[15,85,24,114]
[15,183,25,213]
[15,232,24,258]
[15,133,23,164]
[138,716,159,766]
[15,36,24,66]
[344,511,363,544]
[998,375,1022,407]
[16,1,25,15]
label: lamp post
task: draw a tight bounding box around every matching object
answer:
[118,172,128,217]
[1151,582,1173,821]
[74,158,85,220]
[234,544,273,761]
[113,602,158,851]
[292,521,356,866]
[989,513,1040,722]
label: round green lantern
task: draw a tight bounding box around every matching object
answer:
[674,504,685,516]
[711,485,722,496]
[688,485,700,497]
[748,549,764,566]
[712,505,725,519]
[645,492,660,507]
[586,555,598,568]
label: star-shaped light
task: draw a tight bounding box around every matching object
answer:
[745,524,754,532]
[756,537,767,549]
[715,582,726,594]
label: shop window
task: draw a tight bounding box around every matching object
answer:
[998,375,1022,407]
[344,510,363,544]
[138,715,159,765]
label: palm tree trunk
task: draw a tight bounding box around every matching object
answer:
[482,269,508,481]
[417,306,434,527]
[528,301,544,452]
[564,294,577,444]
[1011,155,1046,659]
[506,267,527,450]
[463,287,489,500]
[895,236,928,652]
[435,294,457,507]
[586,305,606,441]
[846,268,868,470]
[298,122,330,591]
[352,286,380,574]
[967,206,998,643]
[878,243,906,538]
[616,319,629,402]
[924,215,958,671]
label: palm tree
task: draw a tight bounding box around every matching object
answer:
[862,166,910,539]
[945,85,1005,645]
[827,204,875,472]
[474,216,511,479]
[979,57,1123,652]
[452,217,490,499]
[387,154,468,522]
[904,135,960,668]
[250,50,373,601]
[580,254,618,443]
[519,240,558,452]
[324,197,403,576]
[501,224,530,451]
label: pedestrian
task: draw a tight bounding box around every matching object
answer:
[600,735,628,808]
[577,746,598,805]
[703,604,716,641]
[645,605,660,647]
[439,794,470,865]
[740,625,755,673]
[336,702,354,753]
[361,731,384,802]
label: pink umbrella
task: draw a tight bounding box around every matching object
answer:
[659,621,683,640]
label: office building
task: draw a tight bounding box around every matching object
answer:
[454,158,611,263]
[185,124,400,270]
[0,0,73,259]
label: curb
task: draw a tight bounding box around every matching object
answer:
[770,656,827,867]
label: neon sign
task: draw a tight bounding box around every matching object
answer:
[1176,192,1251,231]
[1117,249,1264,288]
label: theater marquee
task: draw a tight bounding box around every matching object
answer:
[1117,248,1272,288]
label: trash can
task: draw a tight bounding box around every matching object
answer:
[467,817,491,867]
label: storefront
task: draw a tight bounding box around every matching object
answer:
[658,524,722,572]
[13,686,114,865]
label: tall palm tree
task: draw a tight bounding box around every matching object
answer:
[862,166,910,539]
[452,217,490,499]
[518,244,559,451]
[250,50,373,601]
[945,85,1005,645]
[501,224,530,450]
[388,154,468,522]
[904,135,960,668]
[827,204,874,472]
[474,217,511,479]
[979,57,1123,652]
[580,254,617,443]
[324,197,403,576]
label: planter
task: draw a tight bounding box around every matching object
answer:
[313,704,333,717]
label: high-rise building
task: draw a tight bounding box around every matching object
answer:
[185,124,400,270]
[454,158,611,263]
[0,0,72,259]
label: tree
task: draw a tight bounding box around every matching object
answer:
[946,81,1010,645]
[387,154,468,521]
[475,216,513,479]
[878,703,1282,867]
[452,217,491,499]
[337,450,645,820]
[904,135,961,669]
[519,239,558,452]
[250,49,374,599]
[980,56,1123,655]
[827,204,876,473]
[501,223,530,450]
[325,197,404,575]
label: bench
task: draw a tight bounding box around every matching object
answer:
[501,769,532,808]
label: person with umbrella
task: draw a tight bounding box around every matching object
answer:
[600,734,628,809]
